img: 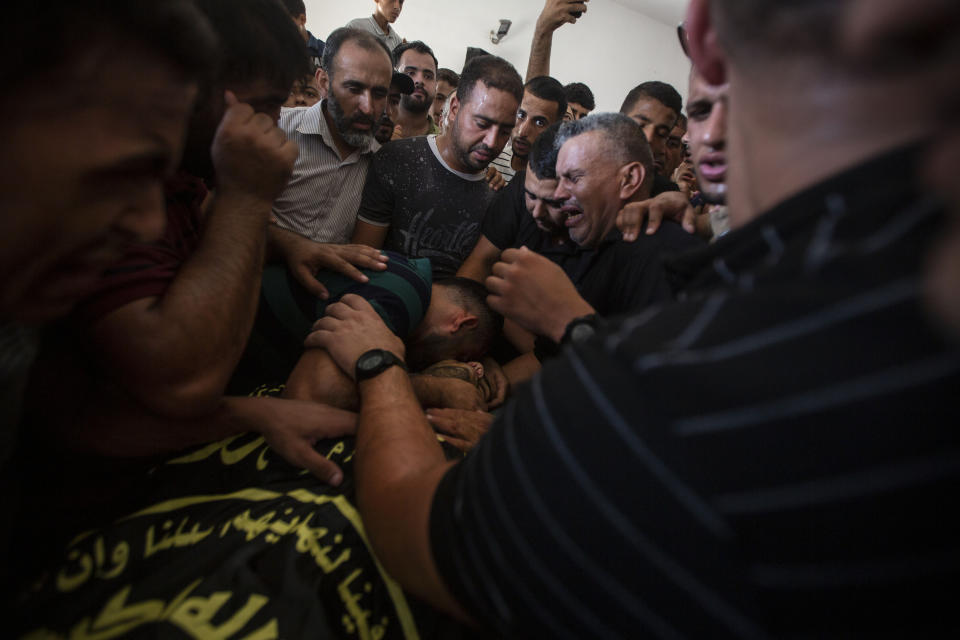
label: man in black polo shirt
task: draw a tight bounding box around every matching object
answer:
[308,0,960,635]
[464,117,701,318]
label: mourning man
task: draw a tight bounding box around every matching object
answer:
[25,0,356,490]
[271,27,393,246]
[1,0,214,584]
[352,55,523,277]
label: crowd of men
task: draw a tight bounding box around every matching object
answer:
[1,0,958,637]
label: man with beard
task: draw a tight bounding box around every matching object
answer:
[351,55,523,278]
[391,41,441,139]
[271,27,393,247]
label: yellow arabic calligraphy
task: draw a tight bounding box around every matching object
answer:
[56,537,130,593]
[61,579,278,640]
[144,517,215,558]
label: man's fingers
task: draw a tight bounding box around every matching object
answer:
[681,203,698,234]
[303,327,333,349]
[339,293,376,313]
[224,90,239,107]
[294,264,330,300]
[305,407,358,438]
[300,448,344,486]
[645,203,665,235]
[437,435,473,452]
[329,256,369,283]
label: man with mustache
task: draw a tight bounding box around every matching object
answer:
[269,27,395,298]
[351,55,523,278]
[391,41,441,139]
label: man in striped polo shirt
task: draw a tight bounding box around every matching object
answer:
[271,27,393,246]
[309,0,960,636]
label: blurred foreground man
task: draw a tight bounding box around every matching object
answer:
[0,0,213,591]
[309,0,960,636]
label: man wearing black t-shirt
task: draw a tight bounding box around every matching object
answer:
[351,55,523,277]
[309,0,960,636]
[467,115,702,318]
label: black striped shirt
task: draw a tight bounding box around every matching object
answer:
[430,145,960,638]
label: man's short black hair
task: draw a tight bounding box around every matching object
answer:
[195,0,308,91]
[620,81,683,120]
[2,0,217,102]
[456,55,524,107]
[528,122,564,181]
[437,68,460,88]
[279,0,306,17]
[322,27,392,81]
[392,41,439,72]
[563,82,595,110]
[435,277,504,355]
[525,76,568,123]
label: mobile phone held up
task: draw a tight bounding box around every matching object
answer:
[570,10,583,18]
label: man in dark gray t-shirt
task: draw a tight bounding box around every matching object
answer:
[351,54,524,277]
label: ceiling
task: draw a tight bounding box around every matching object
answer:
[608,0,687,26]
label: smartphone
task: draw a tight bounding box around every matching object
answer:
[570,10,583,18]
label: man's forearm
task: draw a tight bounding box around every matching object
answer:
[526,26,554,82]
[353,368,462,607]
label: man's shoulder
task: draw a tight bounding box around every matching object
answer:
[612,222,705,258]
[278,105,310,135]
[370,136,428,172]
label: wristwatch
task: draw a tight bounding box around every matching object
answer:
[355,349,408,382]
[534,314,605,362]
[561,313,604,346]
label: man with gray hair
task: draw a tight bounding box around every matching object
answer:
[494,113,702,319]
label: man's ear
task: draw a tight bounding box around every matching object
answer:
[451,310,479,335]
[685,0,727,86]
[448,95,461,122]
[316,67,329,93]
[619,161,646,201]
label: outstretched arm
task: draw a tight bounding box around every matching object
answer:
[308,295,472,620]
[526,0,589,81]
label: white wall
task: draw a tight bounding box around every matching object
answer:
[304,0,691,112]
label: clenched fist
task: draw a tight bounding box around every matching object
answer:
[212,91,299,206]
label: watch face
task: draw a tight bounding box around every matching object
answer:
[570,323,595,343]
[358,350,386,371]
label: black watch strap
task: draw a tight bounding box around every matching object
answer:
[355,349,407,382]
